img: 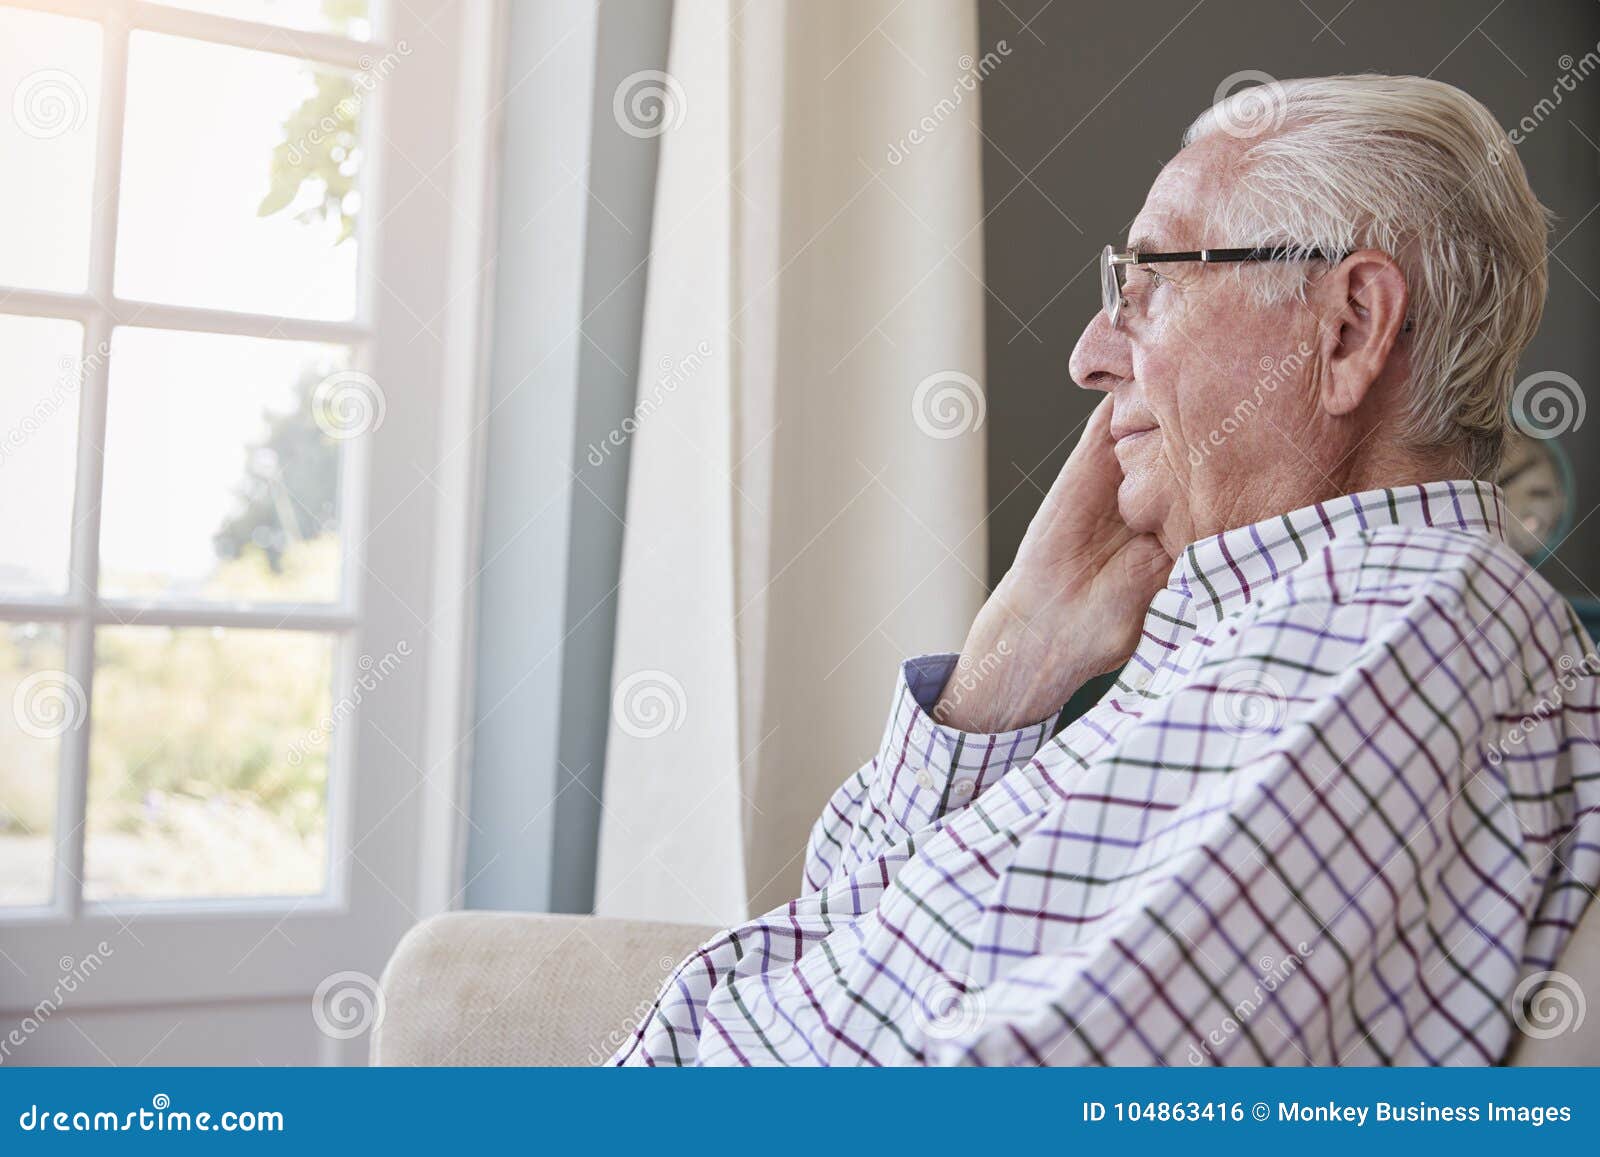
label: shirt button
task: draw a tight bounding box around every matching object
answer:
[953,779,974,797]
[915,769,933,789]
[1133,671,1151,689]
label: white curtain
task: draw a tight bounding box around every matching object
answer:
[596,0,992,924]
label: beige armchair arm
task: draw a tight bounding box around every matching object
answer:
[372,902,1600,1066]
[370,911,719,1066]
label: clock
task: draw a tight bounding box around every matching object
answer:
[1496,426,1574,567]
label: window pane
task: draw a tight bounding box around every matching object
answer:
[0,8,100,292]
[153,0,375,39]
[116,32,361,319]
[0,623,70,908]
[0,315,84,597]
[85,626,335,901]
[100,328,351,604]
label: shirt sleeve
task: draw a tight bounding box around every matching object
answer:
[914,576,1597,1066]
[800,653,1062,897]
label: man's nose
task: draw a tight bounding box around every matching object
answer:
[1068,308,1132,393]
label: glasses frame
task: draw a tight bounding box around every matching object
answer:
[1100,244,1346,329]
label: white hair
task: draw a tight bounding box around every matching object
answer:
[1182,74,1551,477]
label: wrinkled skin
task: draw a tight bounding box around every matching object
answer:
[939,130,1449,732]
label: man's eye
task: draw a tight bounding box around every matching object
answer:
[1125,268,1162,296]
[1125,269,1164,303]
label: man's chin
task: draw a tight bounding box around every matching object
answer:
[1116,470,1170,537]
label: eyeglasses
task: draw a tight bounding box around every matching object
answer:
[1100,244,1345,330]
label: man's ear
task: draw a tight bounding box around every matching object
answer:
[1313,249,1409,417]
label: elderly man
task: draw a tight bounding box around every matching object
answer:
[609,74,1600,1065]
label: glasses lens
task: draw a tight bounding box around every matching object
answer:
[1100,245,1121,326]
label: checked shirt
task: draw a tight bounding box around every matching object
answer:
[610,480,1600,1065]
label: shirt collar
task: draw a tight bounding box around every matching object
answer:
[1169,479,1509,624]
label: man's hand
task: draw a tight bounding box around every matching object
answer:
[933,397,1172,732]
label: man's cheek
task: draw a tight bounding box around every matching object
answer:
[1158,434,1196,505]
[1162,399,1203,475]
[1167,434,1196,490]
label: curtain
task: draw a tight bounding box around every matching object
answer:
[595,0,992,924]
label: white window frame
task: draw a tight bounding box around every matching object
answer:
[0,0,498,1029]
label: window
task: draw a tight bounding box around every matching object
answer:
[0,0,493,1059]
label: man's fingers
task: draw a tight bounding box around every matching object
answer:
[1040,397,1117,507]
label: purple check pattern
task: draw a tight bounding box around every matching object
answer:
[609,480,1600,1066]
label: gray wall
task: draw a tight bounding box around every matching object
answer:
[977,0,1600,594]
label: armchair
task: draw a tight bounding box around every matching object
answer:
[371,904,1600,1066]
